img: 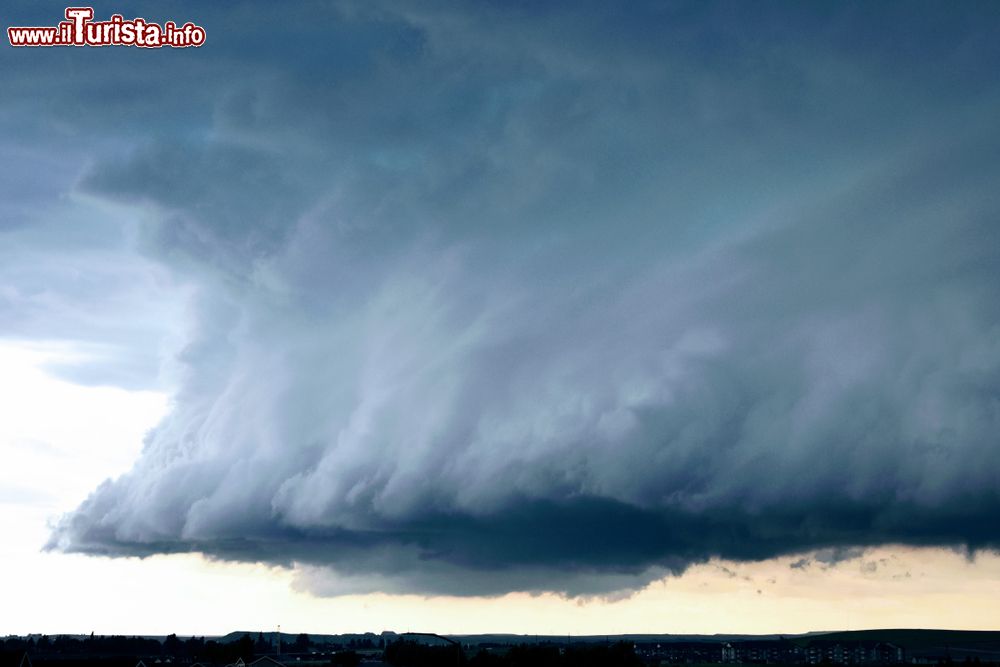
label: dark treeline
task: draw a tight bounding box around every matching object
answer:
[1,634,253,664]
[385,640,642,667]
[476,643,642,667]
[1,636,161,656]
[1,632,368,667]
[0,632,378,661]
[7,633,1000,667]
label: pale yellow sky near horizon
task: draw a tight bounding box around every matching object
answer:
[2,341,999,636]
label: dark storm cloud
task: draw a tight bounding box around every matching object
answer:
[788,548,866,571]
[24,1,1000,595]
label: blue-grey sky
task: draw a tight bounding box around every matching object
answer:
[2,0,1000,629]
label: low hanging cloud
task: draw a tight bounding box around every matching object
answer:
[38,1,1000,596]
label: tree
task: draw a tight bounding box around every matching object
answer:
[237,634,255,660]
[331,651,361,667]
[164,634,181,656]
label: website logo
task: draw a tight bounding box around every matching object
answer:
[8,7,206,48]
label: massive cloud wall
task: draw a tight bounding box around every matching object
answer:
[44,1,1000,596]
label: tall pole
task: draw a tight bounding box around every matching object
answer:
[277,625,281,657]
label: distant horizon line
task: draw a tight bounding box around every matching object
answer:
[8,628,1000,639]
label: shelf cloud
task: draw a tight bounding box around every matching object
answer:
[37,1,1000,596]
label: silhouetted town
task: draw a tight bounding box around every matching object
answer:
[4,629,1000,667]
